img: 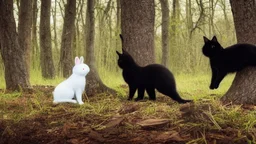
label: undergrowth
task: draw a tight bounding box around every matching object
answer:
[1,72,256,143]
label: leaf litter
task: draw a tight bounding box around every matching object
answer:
[0,86,256,144]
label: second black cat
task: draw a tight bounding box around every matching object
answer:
[116,34,191,103]
[202,36,256,89]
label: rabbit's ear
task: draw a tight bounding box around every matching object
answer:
[75,57,80,65]
[79,56,84,64]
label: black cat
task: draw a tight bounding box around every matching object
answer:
[116,34,191,103]
[202,36,256,89]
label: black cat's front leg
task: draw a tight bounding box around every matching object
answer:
[214,71,227,89]
[135,87,145,101]
[128,85,137,100]
[210,67,218,89]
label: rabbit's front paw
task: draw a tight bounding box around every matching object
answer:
[78,101,84,105]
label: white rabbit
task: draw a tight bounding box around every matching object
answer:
[53,56,90,105]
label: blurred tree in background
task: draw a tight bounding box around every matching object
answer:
[160,0,170,67]
[60,0,76,78]
[18,0,32,78]
[40,0,55,78]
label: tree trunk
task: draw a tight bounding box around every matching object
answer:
[221,0,256,104]
[116,0,121,37]
[60,0,76,78]
[18,0,32,78]
[160,0,170,67]
[208,0,217,36]
[85,0,115,96]
[186,0,193,36]
[53,0,59,60]
[40,0,55,78]
[32,0,39,70]
[120,0,155,66]
[0,0,31,90]
[115,0,121,71]
[170,0,179,70]
[75,0,85,57]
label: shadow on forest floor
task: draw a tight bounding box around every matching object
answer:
[0,86,256,144]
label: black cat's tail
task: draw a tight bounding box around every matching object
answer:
[169,91,192,104]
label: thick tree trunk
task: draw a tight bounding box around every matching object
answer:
[120,0,155,66]
[221,0,256,104]
[160,0,170,67]
[60,0,76,78]
[18,0,32,78]
[0,0,31,90]
[85,0,116,96]
[40,0,55,78]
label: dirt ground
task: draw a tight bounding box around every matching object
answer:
[0,86,255,144]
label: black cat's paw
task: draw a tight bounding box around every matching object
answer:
[178,99,192,104]
[135,98,143,101]
[210,84,218,90]
[209,85,219,90]
[149,98,156,101]
[127,97,132,101]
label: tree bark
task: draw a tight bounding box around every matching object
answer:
[170,0,179,70]
[120,0,155,66]
[53,0,59,58]
[18,0,32,78]
[221,0,256,104]
[60,0,76,78]
[115,0,121,71]
[0,0,31,90]
[85,0,116,96]
[32,0,39,69]
[116,0,121,37]
[40,0,55,78]
[186,0,193,36]
[160,0,170,67]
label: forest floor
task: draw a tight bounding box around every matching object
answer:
[1,76,256,144]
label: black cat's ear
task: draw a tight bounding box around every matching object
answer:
[203,36,209,43]
[116,51,122,56]
[120,34,124,48]
[119,34,124,42]
[122,48,127,53]
[212,36,218,42]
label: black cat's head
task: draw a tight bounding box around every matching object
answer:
[202,36,223,58]
[116,34,136,69]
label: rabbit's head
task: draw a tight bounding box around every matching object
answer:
[72,56,90,76]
